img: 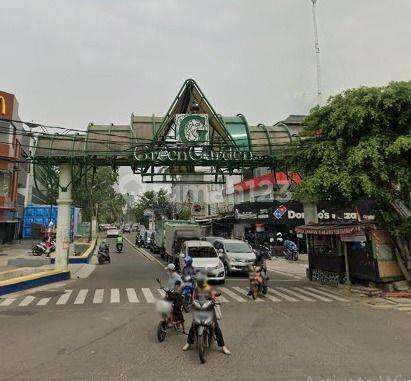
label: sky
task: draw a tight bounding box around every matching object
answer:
[1,0,411,194]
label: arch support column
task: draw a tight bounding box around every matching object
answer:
[55,164,73,271]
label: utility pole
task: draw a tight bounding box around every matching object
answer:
[311,0,322,106]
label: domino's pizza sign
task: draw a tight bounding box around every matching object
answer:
[273,205,287,220]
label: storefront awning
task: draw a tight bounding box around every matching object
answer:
[295,223,375,236]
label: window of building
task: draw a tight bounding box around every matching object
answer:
[0,170,11,197]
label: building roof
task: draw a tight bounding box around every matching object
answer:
[280,115,307,125]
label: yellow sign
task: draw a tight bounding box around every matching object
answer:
[0,96,6,116]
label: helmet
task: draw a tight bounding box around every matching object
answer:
[276,232,282,237]
[196,272,208,288]
[184,256,193,265]
[165,263,176,272]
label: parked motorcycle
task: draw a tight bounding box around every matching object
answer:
[116,243,123,253]
[32,239,55,257]
[97,247,111,264]
[182,275,195,313]
[283,240,299,261]
[155,278,184,342]
[284,247,298,261]
[192,294,221,364]
[248,265,267,300]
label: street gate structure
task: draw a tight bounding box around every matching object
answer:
[32,79,299,270]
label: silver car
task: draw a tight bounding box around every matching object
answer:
[212,239,256,275]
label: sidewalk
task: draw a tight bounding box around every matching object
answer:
[0,239,36,271]
[266,254,308,280]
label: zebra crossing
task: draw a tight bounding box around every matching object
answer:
[0,286,349,308]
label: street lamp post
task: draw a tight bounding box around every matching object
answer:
[311,0,322,106]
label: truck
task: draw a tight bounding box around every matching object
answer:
[155,219,200,264]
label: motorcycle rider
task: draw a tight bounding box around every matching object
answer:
[181,256,196,278]
[164,264,185,331]
[247,251,268,295]
[99,239,109,253]
[182,273,231,355]
[116,234,124,251]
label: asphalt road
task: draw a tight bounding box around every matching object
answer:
[0,234,410,381]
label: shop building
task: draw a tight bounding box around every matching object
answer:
[0,90,29,242]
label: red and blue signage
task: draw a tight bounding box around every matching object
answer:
[273,205,287,219]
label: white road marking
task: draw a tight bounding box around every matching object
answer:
[232,287,264,302]
[142,288,156,303]
[219,287,246,302]
[216,295,229,303]
[110,289,120,303]
[56,290,72,305]
[277,287,315,301]
[19,296,35,306]
[267,287,298,302]
[74,289,88,305]
[304,287,348,302]
[157,289,165,298]
[397,306,411,311]
[0,298,15,306]
[126,288,139,303]
[37,297,51,306]
[292,287,333,302]
[93,289,104,304]
[263,293,282,302]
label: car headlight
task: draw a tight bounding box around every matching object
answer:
[229,257,236,263]
[218,261,224,269]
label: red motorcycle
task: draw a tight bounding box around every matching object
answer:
[155,278,184,342]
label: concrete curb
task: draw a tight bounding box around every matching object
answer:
[50,239,96,264]
[0,269,70,296]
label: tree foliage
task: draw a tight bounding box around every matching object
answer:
[132,188,173,224]
[289,81,411,220]
[73,167,125,224]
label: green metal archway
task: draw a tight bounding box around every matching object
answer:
[32,79,299,189]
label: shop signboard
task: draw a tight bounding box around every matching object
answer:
[340,233,367,242]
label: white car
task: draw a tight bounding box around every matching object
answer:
[106,228,119,238]
[179,240,225,283]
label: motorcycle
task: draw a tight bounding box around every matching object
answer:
[260,243,272,260]
[182,275,195,313]
[97,246,111,264]
[155,278,184,342]
[116,242,123,253]
[192,294,221,364]
[248,265,267,300]
[32,239,55,256]
[283,246,298,261]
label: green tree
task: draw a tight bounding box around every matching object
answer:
[132,188,173,225]
[288,81,411,274]
[73,167,125,224]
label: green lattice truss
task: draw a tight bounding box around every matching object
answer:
[32,79,299,188]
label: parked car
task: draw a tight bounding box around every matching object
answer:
[107,227,119,238]
[179,240,225,283]
[122,224,131,233]
[212,238,256,275]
